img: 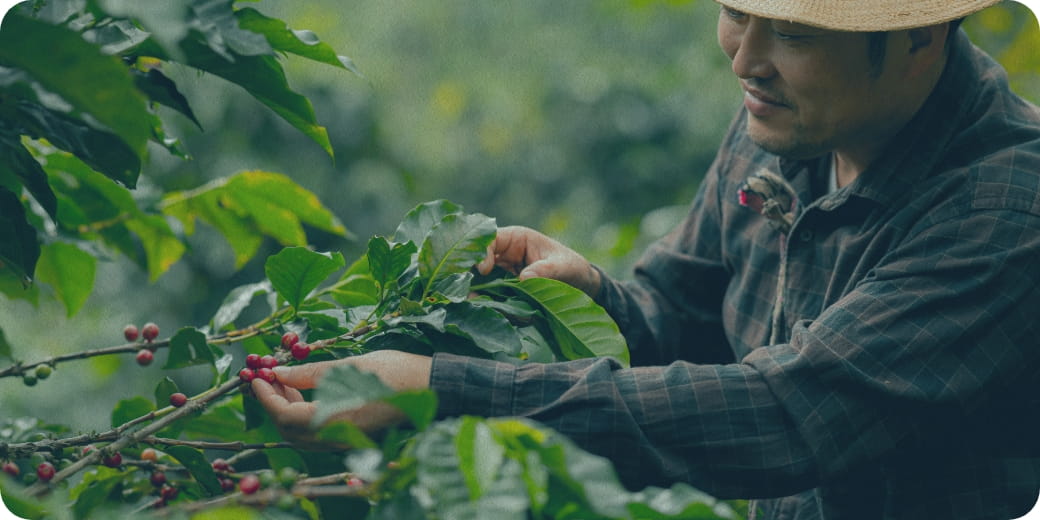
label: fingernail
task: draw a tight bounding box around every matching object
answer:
[272,366,290,376]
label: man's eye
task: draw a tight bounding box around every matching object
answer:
[722,6,746,19]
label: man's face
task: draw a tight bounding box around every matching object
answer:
[716,6,913,161]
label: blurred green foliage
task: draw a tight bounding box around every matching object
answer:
[1,0,1037,430]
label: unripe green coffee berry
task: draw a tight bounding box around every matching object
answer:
[22,373,37,387]
[278,467,299,488]
[35,365,52,380]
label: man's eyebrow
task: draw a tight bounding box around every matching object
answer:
[771,19,829,34]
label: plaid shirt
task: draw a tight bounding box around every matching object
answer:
[431,31,1040,520]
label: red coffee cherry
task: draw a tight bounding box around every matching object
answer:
[346,476,364,487]
[136,349,154,366]
[245,354,262,370]
[238,368,256,383]
[220,478,235,492]
[291,342,310,361]
[150,471,167,487]
[211,459,231,473]
[102,452,123,468]
[141,322,159,342]
[160,484,179,501]
[259,355,278,369]
[36,462,55,482]
[256,368,277,383]
[238,473,261,495]
[124,324,139,342]
[169,393,188,408]
[280,332,300,350]
[2,462,19,477]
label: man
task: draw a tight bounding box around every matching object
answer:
[254,0,1040,518]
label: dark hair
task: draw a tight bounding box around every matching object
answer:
[865,18,965,77]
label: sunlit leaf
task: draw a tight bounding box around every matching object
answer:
[506,278,630,366]
[125,214,185,281]
[265,247,345,311]
[33,242,94,317]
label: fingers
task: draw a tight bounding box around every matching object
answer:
[251,379,315,428]
[270,361,333,390]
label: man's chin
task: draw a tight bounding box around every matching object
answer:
[747,127,825,161]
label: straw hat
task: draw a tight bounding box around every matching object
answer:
[715,0,1003,31]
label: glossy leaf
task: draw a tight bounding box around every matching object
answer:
[418,212,496,296]
[507,278,630,366]
[0,11,150,185]
[235,7,360,73]
[154,376,180,409]
[443,302,523,358]
[130,67,201,128]
[393,199,462,246]
[367,236,417,294]
[34,242,96,317]
[163,326,216,369]
[180,37,334,157]
[165,445,223,496]
[210,281,271,330]
[265,247,345,311]
[190,0,273,59]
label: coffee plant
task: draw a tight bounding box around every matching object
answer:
[0,200,742,519]
[0,1,745,517]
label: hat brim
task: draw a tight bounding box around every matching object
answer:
[715,0,1002,31]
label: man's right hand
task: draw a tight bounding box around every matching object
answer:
[477,225,601,298]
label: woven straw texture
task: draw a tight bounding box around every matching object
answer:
[716,0,1003,31]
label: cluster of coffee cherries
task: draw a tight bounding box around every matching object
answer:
[237,332,312,385]
[124,322,160,366]
[20,363,53,387]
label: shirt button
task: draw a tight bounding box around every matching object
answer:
[798,229,814,242]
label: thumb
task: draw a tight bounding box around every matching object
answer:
[272,363,328,390]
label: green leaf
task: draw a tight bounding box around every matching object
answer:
[0,136,56,219]
[210,281,271,330]
[418,212,496,296]
[311,364,394,427]
[367,236,417,292]
[314,421,377,450]
[235,7,359,73]
[154,376,180,408]
[110,396,155,428]
[0,187,39,285]
[443,302,523,358]
[0,476,47,519]
[311,364,438,432]
[393,199,462,246]
[384,390,438,431]
[131,67,201,128]
[456,416,506,501]
[0,327,11,363]
[179,37,334,157]
[165,445,223,496]
[71,468,124,519]
[328,274,379,307]
[190,506,264,520]
[265,247,345,311]
[34,242,95,317]
[161,171,347,269]
[507,278,630,366]
[0,12,150,185]
[163,327,216,370]
[190,0,273,58]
